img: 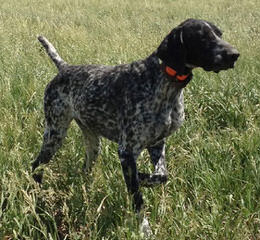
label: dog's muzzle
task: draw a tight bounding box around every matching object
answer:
[205,47,240,73]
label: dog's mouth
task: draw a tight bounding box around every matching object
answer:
[212,63,236,73]
[203,52,240,73]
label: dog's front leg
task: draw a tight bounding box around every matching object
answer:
[118,147,143,212]
[118,147,152,237]
[148,140,168,178]
[138,140,168,187]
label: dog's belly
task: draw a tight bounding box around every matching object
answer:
[75,107,184,146]
[71,86,120,139]
[75,109,121,142]
[74,101,185,149]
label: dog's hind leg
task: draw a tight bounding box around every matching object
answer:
[32,90,72,183]
[32,123,70,183]
[76,121,101,173]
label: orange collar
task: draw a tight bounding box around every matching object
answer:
[164,65,190,81]
[160,62,192,88]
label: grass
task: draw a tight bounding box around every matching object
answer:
[0,0,260,239]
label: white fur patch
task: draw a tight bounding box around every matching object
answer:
[140,216,153,238]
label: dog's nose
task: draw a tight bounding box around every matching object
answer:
[228,49,240,62]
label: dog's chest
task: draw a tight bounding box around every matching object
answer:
[153,94,184,137]
[129,89,185,145]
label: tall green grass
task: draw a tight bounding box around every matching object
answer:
[0,0,259,239]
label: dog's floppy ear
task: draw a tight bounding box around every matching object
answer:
[156,27,187,74]
[206,21,223,37]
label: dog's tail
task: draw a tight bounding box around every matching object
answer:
[38,36,67,70]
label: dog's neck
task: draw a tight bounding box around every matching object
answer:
[155,56,193,89]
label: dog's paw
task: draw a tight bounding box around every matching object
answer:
[32,173,43,184]
[140,216,153,239]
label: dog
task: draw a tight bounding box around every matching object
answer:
[32,18,239,234]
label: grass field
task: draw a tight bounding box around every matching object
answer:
[0,0,260,239]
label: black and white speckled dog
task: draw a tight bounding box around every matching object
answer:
[32,18,239,229]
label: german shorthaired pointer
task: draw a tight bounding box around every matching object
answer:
[32,18,239,233]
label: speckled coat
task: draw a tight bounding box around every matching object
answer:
[32,19,239,215]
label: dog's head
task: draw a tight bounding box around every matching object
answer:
[157,19,239,74]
